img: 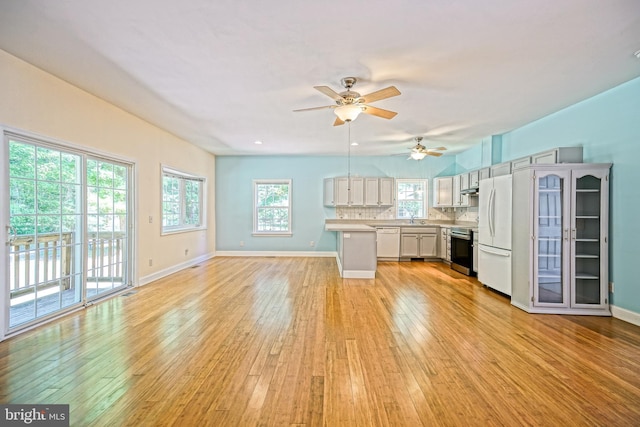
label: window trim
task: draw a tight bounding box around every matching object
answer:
[396,178,429,219]
[252,179,292,237]
[161,165,206,235]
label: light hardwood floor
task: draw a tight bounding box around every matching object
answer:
[1,257,640,426]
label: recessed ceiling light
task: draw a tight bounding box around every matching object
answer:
[634,49,640,59]
[254,140,263,145]
[351,141,359,146]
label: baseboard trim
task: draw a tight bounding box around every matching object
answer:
[214,250,337,258]
[611,305,640,327]
[137,252,215,286]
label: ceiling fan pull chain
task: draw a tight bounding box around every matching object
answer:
[347,121,352,188]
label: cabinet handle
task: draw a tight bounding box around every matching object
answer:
[564,228,569,241]
[572,228,576,240]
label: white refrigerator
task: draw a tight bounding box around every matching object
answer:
[478,174,513,295]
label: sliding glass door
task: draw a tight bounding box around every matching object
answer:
[4,132,133,333]
[86,157,130,300]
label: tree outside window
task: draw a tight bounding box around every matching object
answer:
[396,179,428,219]
[162,166,204,233]
[253,180,292,235]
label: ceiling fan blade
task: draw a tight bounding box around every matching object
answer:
[360,86,401,103]
[333,117,345,126]
[314,86,344,102]
[293,105,335,112]
[362,105,398,120]
[432,146,447,151]
[426,151,443,157]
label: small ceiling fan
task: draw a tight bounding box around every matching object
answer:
[408,137,446,160]
[293,77,400,126]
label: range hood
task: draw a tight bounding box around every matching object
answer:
[460,187,479,195]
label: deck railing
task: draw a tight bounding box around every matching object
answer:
[9,231,126,296]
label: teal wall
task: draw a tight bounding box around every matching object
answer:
[215,155,453,252]
[500,76,640,313]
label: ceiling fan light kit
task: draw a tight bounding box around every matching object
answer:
[294,76,400,126]
[334,104,363,122]
[407,137,446,160]
[410,151,427,160]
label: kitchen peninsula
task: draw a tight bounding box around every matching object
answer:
[324,223,377,278]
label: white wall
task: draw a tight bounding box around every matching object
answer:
[0,49,216,286]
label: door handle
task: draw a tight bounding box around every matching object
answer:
[6,225,17,245]
[479,246,511,257]
[564,228,569,241]
[488,188,496,237]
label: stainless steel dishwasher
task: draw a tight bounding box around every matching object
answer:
[376,227,400,261]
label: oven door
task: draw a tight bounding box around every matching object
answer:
[450,234,474,276]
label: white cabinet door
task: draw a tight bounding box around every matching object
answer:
[532,169,571,308]
[569,168,609,310]
[511,156,531,170]
[433,177,453,207]
[479,168,490,181]
[364,178,379,206]
[460,173,470,191]
[335,178,350,206]
[349,177,364,205]
[452,175,462,206]
[457,174,469,207]
[532,150,557,164]
[439,229,448,259]
[419,234,438,257]
[400,234,419,257]
[378,177,394,206]
[490,162,511,177]
[323,178,335,206]
[469,170,479,188]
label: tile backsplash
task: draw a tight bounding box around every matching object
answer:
[334,205,478,222]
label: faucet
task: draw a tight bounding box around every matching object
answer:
[410,214,415,224]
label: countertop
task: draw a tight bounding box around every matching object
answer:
[325,219,478,231]
[324,223,376,232]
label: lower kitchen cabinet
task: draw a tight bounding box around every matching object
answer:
[400,227,438,258]
[439,227,450,261]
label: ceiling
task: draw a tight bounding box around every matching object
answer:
[1,1,639,157]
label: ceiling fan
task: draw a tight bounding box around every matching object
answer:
[293,77,401,126]
[408,137,446,160]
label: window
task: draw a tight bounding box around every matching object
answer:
[162,166,205,233]
[253,179,292,236]
[396,179,428,219]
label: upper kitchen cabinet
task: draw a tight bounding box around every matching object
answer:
[511,163,611,316]
[325,177,393,207]
[469,170,480,189]
[511,156,531,171]
[365,177,395,207]
[323,178,336,206]
[349,177,364,205]
[532,147,583,165]
[378,177,395,206]
[324,177,351,206]
[433,176,453,207]
[490,162,512,177]
[452,174,469,207]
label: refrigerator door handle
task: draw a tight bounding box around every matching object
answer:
[488,188,495,237]
[479,246,511,257]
